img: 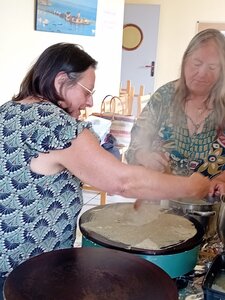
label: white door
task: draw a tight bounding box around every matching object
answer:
[120,4,160,94]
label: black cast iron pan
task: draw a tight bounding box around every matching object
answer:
[3,248,178,300]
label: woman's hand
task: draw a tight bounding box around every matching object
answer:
[209,178,225,197]
[209,172,225,197]
[188,173,210,199]
[134,172,210,210]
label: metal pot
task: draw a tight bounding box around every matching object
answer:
[79,203,205,279]
[169,196,221,239]
[217,195,225,246]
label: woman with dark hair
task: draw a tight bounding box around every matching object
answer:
[0,42,209,297]
[126,29,225,195]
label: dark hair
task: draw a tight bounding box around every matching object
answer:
[13,43,97,105]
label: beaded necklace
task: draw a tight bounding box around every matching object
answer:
[185,108,208,133]
[183,101,213,175]
[184,96,213,135]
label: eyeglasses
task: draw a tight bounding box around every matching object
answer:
[77,82,95,96]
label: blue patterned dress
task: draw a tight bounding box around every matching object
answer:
[0,101,93,278]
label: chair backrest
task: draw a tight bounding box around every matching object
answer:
[137,85,151,117]
[120,80,131,96]
[128,86,135,115]
[119,80,134,115]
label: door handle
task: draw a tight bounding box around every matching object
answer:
[144,61,155,77]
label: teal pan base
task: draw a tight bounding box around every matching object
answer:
[82,236,200,279]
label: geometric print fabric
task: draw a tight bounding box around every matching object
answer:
[0,101,92,277]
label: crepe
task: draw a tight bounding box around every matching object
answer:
[81,203,197,250]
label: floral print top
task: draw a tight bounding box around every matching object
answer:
[0,101,93,277]
[126,81,225,177]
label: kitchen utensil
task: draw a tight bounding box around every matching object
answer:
[3,248,178,300]
[217,195,225,246]
[79,203,204,279]
[169,196,220,238]
[202,251,225,299]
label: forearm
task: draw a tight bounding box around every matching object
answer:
[61,129,209,201]
[118,165,209,201]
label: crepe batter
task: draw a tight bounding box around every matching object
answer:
[81,203,197,250]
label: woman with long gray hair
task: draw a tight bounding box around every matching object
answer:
[126,28,225,196]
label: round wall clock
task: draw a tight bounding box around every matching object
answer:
[122,23,143,51]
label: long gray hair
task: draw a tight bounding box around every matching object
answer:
[174,28,225,130]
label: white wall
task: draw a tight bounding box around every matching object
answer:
[2,0,225,106]
[0,0,125,110]
[126,0,225,90]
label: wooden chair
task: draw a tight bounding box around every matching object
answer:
[82,95,116,206]
[119,80,134,115]
[128,86,135,115]
[82,184,107,205]
[82,92,135,204]
[81,99,111,205]
[120,79,132,97]
[136,85,151,117]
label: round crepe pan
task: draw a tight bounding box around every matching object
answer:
[3,247,178,300]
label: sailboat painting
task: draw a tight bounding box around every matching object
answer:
[35,0,98,36]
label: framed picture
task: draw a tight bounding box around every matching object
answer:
[35,0,98,36]
[197,22,225,36]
